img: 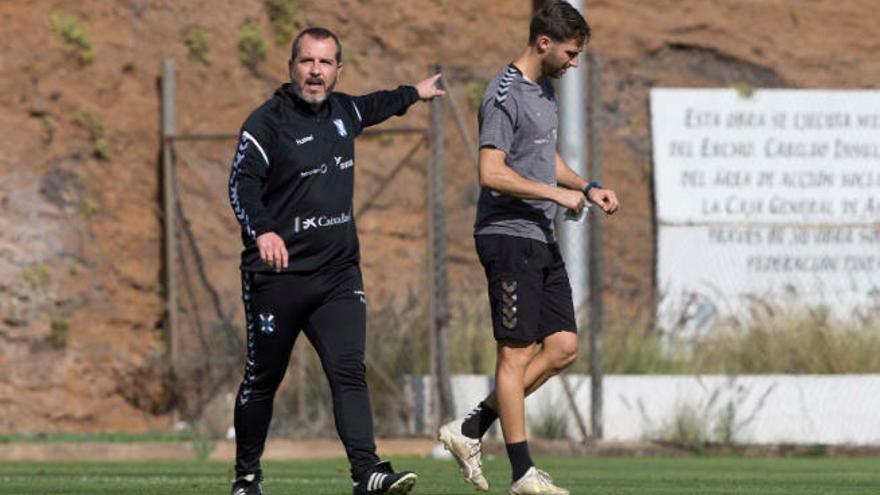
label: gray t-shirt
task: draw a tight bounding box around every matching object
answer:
[475,64,559,243]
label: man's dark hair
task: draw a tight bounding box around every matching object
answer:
[291,27,342,63]
[529,0,591,46]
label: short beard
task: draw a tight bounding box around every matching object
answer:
[291,76,337,105]
[542,61,566,79]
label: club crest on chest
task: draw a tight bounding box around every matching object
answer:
[332,118,348,137]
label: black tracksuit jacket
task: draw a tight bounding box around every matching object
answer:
[229,83,420,273]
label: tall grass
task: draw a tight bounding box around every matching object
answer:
[187,295,880,438]
[600,304,880,374]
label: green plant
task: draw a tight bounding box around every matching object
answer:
[595,298,880,374]
[730,82,755,98]
[694,309,880,374]
[466,80,487,110]
[92,137,111,160]
[40,114,58,144]
[639,376,775,451]
[190,436,216,461]
[265,0,301,45]
[70,109,110,160]
[48,316,70,348]
[629,115,642,129]
[802,444,829,458]
[598,322,690,375]
[23,264,52,288]
[529,402,569,440]
[49,10,95,65]
[665,403,709,454]
[238,20,267,71]
[184,28,211,66]
[80,197,98,218]
[448,301,494,373]
[430,0,450,14]
[67,259,81,275]
[150,329,167,355]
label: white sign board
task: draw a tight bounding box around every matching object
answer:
[651,89,880,328]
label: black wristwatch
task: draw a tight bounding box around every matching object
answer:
[583,181,602,200]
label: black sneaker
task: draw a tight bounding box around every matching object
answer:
[352,461,417,495]
[231,474,263,495]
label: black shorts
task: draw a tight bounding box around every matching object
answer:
[475,234,577,342]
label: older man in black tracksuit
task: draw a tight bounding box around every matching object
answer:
[228,27,444,495]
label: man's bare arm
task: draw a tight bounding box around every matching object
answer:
[479,147,585,211]
[555,152,589,191]
[553,153,620,214]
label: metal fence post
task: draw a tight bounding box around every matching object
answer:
[428,65,454,427]
[161,59,179,377]
[557,0,589,320]
[587,52,604,441]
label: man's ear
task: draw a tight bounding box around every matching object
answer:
[334,62,343,84]
[536,35,552,54]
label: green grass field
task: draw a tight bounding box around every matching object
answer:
[2,456,879,494]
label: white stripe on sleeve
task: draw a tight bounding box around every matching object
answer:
[241,130,269,166]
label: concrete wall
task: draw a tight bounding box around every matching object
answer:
[410,374,880,445]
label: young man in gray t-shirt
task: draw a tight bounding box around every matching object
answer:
[439,2,619,494]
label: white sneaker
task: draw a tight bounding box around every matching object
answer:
[438,419,489,492]
[508,467,569,495]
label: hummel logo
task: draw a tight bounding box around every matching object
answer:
[296,134,314,146]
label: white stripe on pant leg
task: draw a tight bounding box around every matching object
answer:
[238,271,256,406]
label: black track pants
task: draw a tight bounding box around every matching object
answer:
[233,263,378,480]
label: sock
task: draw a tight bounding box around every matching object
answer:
[234,473,260,485]
[505,441,534,482]
[460,401,499,439]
